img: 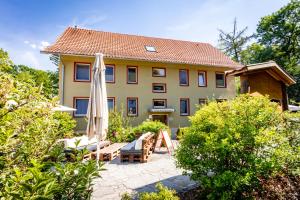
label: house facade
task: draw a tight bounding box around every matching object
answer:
[42,27,241,132]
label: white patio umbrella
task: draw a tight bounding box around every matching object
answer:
[86,53,108,166]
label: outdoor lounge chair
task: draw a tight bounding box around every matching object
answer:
[120,132,155,163]
[62,136,110,152]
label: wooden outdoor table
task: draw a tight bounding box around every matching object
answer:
[91,143,128,161]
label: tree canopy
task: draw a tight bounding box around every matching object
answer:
[256,0,300,73]
[0,48,58,99]
[220,1,300,102]
[218,18,253,62]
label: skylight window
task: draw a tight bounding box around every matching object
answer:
[145,45,156,52]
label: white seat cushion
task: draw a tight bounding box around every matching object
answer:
[134,132,152,150]
[64,136,90,148]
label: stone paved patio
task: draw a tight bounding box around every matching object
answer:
[92,146,197,200]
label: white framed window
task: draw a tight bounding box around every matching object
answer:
[198,71,207,87]
[105,65,115,83]
[74,63,91,81]
[74,97,89,117]
[152,83,166,93]
[216,72,226,88]
[179,69,189,86]
[127,97,138,116]
[180,98,190,116]
[153,99,167,108]
[152,67,166,77]
[107,97,115,111]
[127,66,138,84]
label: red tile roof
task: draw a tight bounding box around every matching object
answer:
[42,27,241,68]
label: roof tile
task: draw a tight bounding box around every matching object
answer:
[42,27,241,68]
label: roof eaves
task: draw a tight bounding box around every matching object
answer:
[246,62,296,85]
[40,51,240,68]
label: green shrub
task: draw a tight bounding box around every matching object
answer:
[1,153,101,199]
[139,183,179,200]
[121,183,180,200]
[176,94,300,199]
[0,71,101,200]
[108,107,135,142]
[281,112,300,175]
[53,111,76,138]
[121,192,132,200]
[134,120,168,136]
[52,157,101,199]
[176,127,189,140]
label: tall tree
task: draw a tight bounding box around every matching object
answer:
[50,54,59,67]
[240,43,275,65]
[0,48,13,72]
[256,0,300,73]
[0,48,58,99]
[241,0,300,102]
[11,65,59,98]
[218,18,253,62]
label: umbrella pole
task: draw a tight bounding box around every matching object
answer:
[96,135,100,168]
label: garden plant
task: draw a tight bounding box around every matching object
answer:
[0,51,102,199]
[176,95,300,199]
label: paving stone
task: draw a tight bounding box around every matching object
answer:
[92,147,196,200]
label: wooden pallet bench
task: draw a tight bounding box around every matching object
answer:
[120,133,155,163]
[91,143,128,161]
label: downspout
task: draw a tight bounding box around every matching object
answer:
[60,54,65,105]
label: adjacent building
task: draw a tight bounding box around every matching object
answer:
[42,27,241,132]
[227,61,296,111]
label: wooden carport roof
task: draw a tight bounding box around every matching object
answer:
[226,61,296,86]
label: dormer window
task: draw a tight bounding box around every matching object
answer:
[145,45,156,52]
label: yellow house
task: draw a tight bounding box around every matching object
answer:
[42,27,241,132]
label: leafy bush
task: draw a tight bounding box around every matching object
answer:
[281,112,300,175]
[107,107,135,142]
[0,70,101,199]
[176,94,300,199]
[52,155,101,199]
[121,192,132,200]
[139,183,179,200]
[53,111,77,138]
[134,120,168,136]
[2,152,101,199]
[176,127,189,140]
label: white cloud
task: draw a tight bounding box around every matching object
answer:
[30,44,37,49]
[23,40,50,50]
[41,41,50,47]
[39,41,50,50]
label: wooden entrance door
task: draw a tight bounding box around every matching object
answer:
[152,115,168,125]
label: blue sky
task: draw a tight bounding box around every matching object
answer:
[0,0,289,71]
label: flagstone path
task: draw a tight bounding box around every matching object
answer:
[92,145,197,200]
